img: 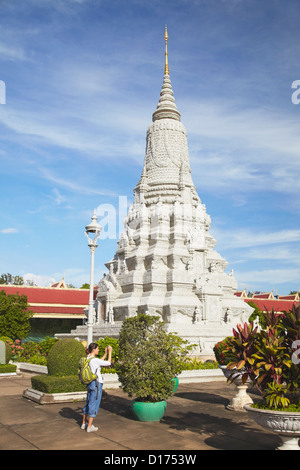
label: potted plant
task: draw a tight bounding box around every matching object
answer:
[230,306,300,450]
[116,313,192,421]
[214,325,258,411]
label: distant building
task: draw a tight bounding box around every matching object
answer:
[235,289,300,314]
[0,279,97,339]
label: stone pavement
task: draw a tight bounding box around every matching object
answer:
[0,373,280,451]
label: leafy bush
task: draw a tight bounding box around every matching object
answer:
[31,374,86,394]
[182,358,218,370]
[39,337,58,356]
[22,354,47,366]
[213,336,235,365]
[116,313,193,402]
[248,301,266,328]
[18,342,40,361]
[95,337,119,364]
[1,338,23,361]
[101,366,117,374]
[47,338,85,376]
[0,336,13,343]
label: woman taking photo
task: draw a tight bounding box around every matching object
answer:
[81,342,112,433]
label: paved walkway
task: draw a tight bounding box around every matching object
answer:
[0,373,280,451]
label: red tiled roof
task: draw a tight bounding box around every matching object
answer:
[234,291,300,313]
[0,285,92,303]
[32,306,86,316]
[252,292,275,299]
[278,294,299,301]
[0,285,97,318]
[245,298,300,313]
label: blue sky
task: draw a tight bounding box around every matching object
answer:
[0,0,300,294]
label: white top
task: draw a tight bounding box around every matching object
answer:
[87,355,111,384]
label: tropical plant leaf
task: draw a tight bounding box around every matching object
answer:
[237,360,245,370]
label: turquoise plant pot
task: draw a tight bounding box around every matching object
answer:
[131,399,167,422]
[171,377,179,392]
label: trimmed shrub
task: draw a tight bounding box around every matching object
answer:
[0,363,17,373]
[31,374,86,394]
[47,338,85,376]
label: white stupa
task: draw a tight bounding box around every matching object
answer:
[73,27,253,356]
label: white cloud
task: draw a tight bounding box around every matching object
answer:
[23,268,91,288]
[0,42,26,61]
[39,168,120,197]
[236,268,300,287]
[52,188,66,206]
[175,97,300,200]
[184,100,300,158]
[212,228,300,250]
[23,273,55,286]
[247,246,300,265]
[0,228,18,234]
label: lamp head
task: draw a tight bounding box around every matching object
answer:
[85,209,102,245]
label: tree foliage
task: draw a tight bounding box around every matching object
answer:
[0,273,24,285]
[0,290,33,340]
[116,314,193,402]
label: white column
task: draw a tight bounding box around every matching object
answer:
[87,244,97,346]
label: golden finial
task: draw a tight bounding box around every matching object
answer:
[164,24,169,75]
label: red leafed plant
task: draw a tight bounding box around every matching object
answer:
[224,307,300,410]
[226,321,258,385]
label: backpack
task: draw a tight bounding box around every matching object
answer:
[78,356,98,385]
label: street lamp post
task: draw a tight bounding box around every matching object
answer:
[85,209,102,346]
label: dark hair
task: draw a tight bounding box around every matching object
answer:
[86,342,98,355]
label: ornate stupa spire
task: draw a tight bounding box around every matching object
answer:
[133,26,198,205]
[152,26,180,122]
[164,24,169,75]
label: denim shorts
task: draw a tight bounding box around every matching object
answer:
[83,381,103,418]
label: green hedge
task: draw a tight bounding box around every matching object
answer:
[31,374,87,394]
[0,363,17,373]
